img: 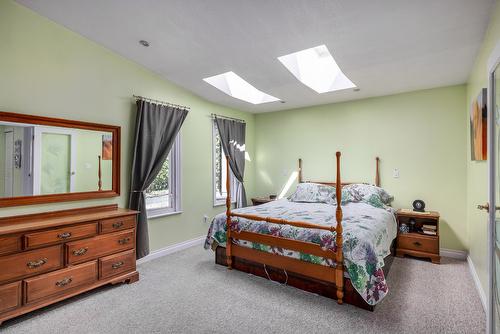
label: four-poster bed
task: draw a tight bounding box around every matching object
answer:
[209,153,395,311]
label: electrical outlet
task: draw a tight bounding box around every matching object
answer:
[203,215,209,223]
[393,168,400,178]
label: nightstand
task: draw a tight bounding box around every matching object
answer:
[396,209,440,264]
[251,197,276,206]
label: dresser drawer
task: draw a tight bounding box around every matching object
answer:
[66,230,134,265]
[0,235,21,256]
[24,261,98,303]
[0,281,21,313]
[398,234,438,254]
[24,223,98,249]
[100,216,136,234]
[0,245,63,283]
[99,249,136,279]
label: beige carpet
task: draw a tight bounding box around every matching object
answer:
[1,246,485,334]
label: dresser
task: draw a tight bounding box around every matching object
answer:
[0,204,139,325]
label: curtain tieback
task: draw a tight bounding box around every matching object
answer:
[131,190,144,193]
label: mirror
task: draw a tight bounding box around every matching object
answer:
[0,112,120,207]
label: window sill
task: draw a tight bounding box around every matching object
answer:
[213,201,236,208]
[147,210,183,219]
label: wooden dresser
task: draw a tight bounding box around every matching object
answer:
[0,204,139,325]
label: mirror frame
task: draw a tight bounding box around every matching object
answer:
[0,111,120,207]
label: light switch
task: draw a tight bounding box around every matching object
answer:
[393,168,400,178]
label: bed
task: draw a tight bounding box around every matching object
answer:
[204,153,397,310]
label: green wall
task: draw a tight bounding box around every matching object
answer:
[254,85,467,251]
[0,0,256,252]
[466,1,500,294]
[2,0,498,275]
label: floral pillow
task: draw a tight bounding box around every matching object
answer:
[339,187,362,205]
[288,183,336,204]
[341,183,394,208]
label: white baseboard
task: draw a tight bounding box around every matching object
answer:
[467,255,487,311]
[440,248,467,260]
[137,236,205,265]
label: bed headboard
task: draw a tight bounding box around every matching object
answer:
[298,156,381,187]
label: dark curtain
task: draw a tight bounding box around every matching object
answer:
[129,100,188,259]
[215,116,247,208]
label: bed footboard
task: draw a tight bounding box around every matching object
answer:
[223,152,344,304]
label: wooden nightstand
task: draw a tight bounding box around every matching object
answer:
[396,209,440,264]
[251,197,276,206]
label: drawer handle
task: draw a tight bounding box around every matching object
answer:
[55,277,73,287]
[58,232,72,239]
[112,222,124,229]
[72,247,88,256]
[118,237,131,245]
[112,261,124,269]
[413,241,422,247]
[27,258,48,269]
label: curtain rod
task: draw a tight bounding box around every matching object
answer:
[210,113,246,123]
[133,95,190,110]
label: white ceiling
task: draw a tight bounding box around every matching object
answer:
[17,0,495,113]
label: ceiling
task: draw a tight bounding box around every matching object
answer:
[17,0,495,113]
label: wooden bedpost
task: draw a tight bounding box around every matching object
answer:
[375,157,380,187]
[225,157,233,269]
[335,151,344,304]
[298,158,303,183]
[98,155,102,191]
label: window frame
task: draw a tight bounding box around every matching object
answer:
[212,121,237,207]
[145,133,182,218]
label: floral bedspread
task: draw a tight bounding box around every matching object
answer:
[204,199,397,305]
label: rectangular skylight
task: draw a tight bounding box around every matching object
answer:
[203,71,280,104]
[278,45,356,93]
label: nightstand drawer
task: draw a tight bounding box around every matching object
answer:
[398,234,438,254]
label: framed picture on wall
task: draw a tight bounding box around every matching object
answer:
[470,88,487,161]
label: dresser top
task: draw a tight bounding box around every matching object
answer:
[0,205,138,235]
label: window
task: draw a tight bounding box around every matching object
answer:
[213,122,236,206]
[277,45,356,93]
[145,134,181,217]
[203,71,280,104]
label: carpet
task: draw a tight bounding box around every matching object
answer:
[1,246,485,333]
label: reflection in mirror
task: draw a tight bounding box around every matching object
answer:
[0,122,113,198]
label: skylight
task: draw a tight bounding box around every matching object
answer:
[278,45,356,93]
[203,71,280,104]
